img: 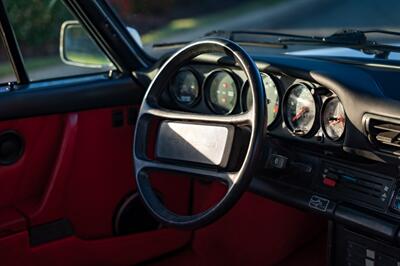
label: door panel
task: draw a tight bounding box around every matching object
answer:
[0,76,192,265]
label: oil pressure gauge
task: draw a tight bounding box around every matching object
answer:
[322,97,346,141]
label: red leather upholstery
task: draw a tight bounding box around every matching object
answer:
[0,106,191,265]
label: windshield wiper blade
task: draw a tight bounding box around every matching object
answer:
[204,29,320,40]
[153,30,314,49]
[278,29,400,59]
[279,30,368,45]
[153,39,287,49]
[362,29,400,38]
[207,29,400,45]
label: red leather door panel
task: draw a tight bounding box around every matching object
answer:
[0,105,191,265]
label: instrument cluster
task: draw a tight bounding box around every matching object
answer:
[167,67,346,142]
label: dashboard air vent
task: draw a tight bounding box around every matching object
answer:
[365,115,400,155]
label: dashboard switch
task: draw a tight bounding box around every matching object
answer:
[270,154,288,169]
[291,162,313,173]
[323,177,337,187]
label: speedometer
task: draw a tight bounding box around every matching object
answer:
[322,97,346,141]
[283,84,318,137]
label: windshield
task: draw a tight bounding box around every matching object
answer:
[107,0,400,60]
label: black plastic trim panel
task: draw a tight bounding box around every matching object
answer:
[335,205,398,242]
[29,219,74,246]
[0,74,144,120]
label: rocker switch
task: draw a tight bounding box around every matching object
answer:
[323,177,337,188]
[322,171,339,188]
[270,154,288,169]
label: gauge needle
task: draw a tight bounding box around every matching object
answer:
[328,116,345,125]
[292,106,309,122]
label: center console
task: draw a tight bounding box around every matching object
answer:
[251,140,400,266]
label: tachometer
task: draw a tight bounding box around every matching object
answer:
[206,71,238,114]
[170,70,200,106]
[322,97,346,141]
[283,84,318,137]
[245,73,280,127]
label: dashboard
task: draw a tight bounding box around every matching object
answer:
[153,51,400,248]
[139,43,400,265]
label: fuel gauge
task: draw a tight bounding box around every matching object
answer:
[322,97,346,141]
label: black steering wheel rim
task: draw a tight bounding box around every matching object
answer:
[133,38,266,229]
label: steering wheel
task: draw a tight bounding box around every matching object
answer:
[133,38,266,229]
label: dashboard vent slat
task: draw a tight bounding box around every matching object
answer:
[376,131,399,145]
[374,123,400,133]
[366,115,400,155]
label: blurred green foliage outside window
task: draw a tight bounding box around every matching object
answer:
[4,0,112,81]
[0,37,16,84]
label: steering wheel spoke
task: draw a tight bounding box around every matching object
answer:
[141,101,252,126]
[135,157,237,187]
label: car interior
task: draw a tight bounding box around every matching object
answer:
[1,0,400,265]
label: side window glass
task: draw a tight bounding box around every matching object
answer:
[4,0,114,82]
[0,37,16,84]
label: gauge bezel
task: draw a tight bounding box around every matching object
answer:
[282,83,321,138]
[169,68,202,108]
[204,69,240,115]
[241,72,282,129]
[321,96,346,142]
